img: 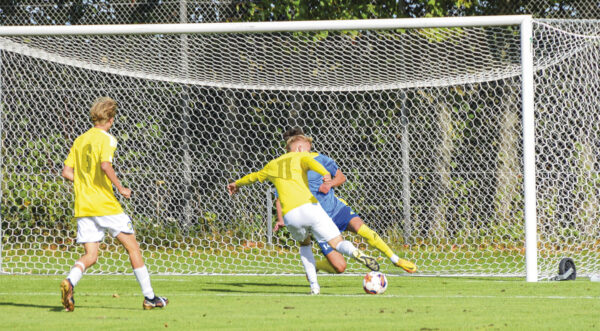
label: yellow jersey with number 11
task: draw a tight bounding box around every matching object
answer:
[64,127,123,217]
[235,152,329,215]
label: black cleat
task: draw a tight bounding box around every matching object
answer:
[352,250,380,271]
[143,296,169,310]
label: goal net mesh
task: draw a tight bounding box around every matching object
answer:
[1,19,600,278]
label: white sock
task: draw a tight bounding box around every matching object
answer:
[133,266,155,299]
[299,245,318,286]
[335,240,357,257]
[67,262,84,286]
[390,254,400,264]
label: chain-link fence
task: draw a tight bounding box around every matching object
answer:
[1,1,599,26]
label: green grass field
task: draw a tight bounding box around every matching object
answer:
[1,274,598,330]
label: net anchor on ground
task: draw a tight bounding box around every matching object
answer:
[550,258,576,281]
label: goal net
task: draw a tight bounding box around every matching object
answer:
[1,17,600,280]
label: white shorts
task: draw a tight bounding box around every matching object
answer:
[76,213,134,243]
[283,203,340,243]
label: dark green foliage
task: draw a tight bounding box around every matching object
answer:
[237,0,597,21]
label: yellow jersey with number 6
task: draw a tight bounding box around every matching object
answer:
[64,127,123,217]
[235,152,330,215]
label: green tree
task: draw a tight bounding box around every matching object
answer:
[238,0,478,21]
[236,0,596,21]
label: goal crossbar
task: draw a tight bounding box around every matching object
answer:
[0,15,532,36]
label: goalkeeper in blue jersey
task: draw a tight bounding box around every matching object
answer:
[227,135,379,294]
[273,128,416,274]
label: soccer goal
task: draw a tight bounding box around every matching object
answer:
[1,16,600,281]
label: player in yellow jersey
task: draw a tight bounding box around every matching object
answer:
[60,97,168,311]
[274,128,416,274]
[227,135,379,295]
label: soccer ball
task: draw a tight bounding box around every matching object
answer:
[363,271,388,294]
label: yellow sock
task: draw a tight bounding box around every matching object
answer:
[357,224,394,259]
[315,259,339,274]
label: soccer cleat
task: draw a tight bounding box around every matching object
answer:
[352,250,380,271]
[60,278,75,312]
[310,284,320,295]
[143,296,169,310]
[395,258,417,273]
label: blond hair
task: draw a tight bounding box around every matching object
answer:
[285,135,313,152]
[90,97,117,125]
[282,127,304,141]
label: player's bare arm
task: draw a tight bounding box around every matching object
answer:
[331,169,346,187]
[274,198,285,232]
[319,169,345,194]
[100,161,131,199]
[62,165,74,182]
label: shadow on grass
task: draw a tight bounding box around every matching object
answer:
[201,288,309,295]
[214,282,307,288]
[432,277,525,282]
[0,301,138,312]
[0,302,65,312]
[201,281,309,294]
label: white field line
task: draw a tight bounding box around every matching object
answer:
[1,292,599,300]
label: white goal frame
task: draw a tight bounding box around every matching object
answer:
[0,15,538,281]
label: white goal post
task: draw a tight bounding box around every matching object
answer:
[2,16,599,281]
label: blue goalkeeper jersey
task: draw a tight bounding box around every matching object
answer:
[275,153,346,218]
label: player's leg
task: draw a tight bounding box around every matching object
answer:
[116,232,168,309]
[61,242,99,312]
[347,217,417,273]
[312,205,379,271]
[68,242,100,283]
[101,213,167,309]
[315,241,346,274]
[62,217,103,312]
[314,207,352,274]
[284,204,325,294]
[298,237,320,295]
[116,232,144,268]
[327,235,379,271]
